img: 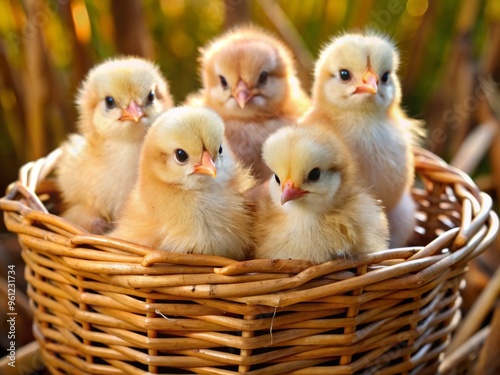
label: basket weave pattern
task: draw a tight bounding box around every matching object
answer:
[1,148,498,375]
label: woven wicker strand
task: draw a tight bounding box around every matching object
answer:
[0,147,498,375]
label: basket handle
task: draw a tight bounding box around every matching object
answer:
[3,147,63,215]
[19,148,62,192]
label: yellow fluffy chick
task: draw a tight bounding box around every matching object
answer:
[301,32,424,247]
[255,126,389,264]
[57,57,173,234]
[185,25,310,182]
[109,106,255,260]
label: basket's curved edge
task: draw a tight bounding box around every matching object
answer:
[1,146,497,274]
[414,148,495,259]
[4,182,48,213]
[414,147,479,198]
[452,192,493,250]
[1,189,85,238]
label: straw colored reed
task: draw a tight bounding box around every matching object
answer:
[0,147,498,375]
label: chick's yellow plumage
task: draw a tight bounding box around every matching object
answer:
[301,32,424,247]
[186,25,310,182]
[57,57,173,234]
[109,106,255,260]
[255,126,389,263]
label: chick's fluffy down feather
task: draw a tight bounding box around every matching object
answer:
[109,106,255,261]
[255,126,389,264]
[185,25,310,182]
[301,31,425,247]
[57,57,173,234]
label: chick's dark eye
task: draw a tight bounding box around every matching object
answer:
[307,168,321,182]
[381,72,390,83]
[339,69,351,81]
[174,149,189,164]
[147,90,155,104]
[258,71,268,84]
[105,96,116,109]
[218,145,223,155]
[274,174,280,185]
[219,75,228,89]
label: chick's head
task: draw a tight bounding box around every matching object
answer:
[77,57,173,140]
[141,106,226,190]
[313,32,401,113]
[263,126,354,213]
[200,26,297,119]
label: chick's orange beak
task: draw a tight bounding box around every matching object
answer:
[193,150,217,178]
[281,180,309,205]
[120,100,144,122]
[354,70,378,95]
[234,80,252,109]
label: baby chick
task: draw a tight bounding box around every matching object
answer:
[255,126,389,264]
[109,106,255,260]
[185,25,310,182]
[57,57,173,234]
[301,32,424,247]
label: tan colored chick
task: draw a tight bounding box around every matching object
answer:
[57,57,173,234]
[255,126,389,263]
[185,25,310,182]
[109,106,255,260]
[301,32,424,247]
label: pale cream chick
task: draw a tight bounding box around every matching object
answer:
[301,32,424,247]
[109,106,255,260]
[57,57,174,234]
[255,126,389,264]
[186,25,310,182]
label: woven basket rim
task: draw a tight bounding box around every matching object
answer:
[0,147,496,287]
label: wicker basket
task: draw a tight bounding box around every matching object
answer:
[1,147,498,375]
